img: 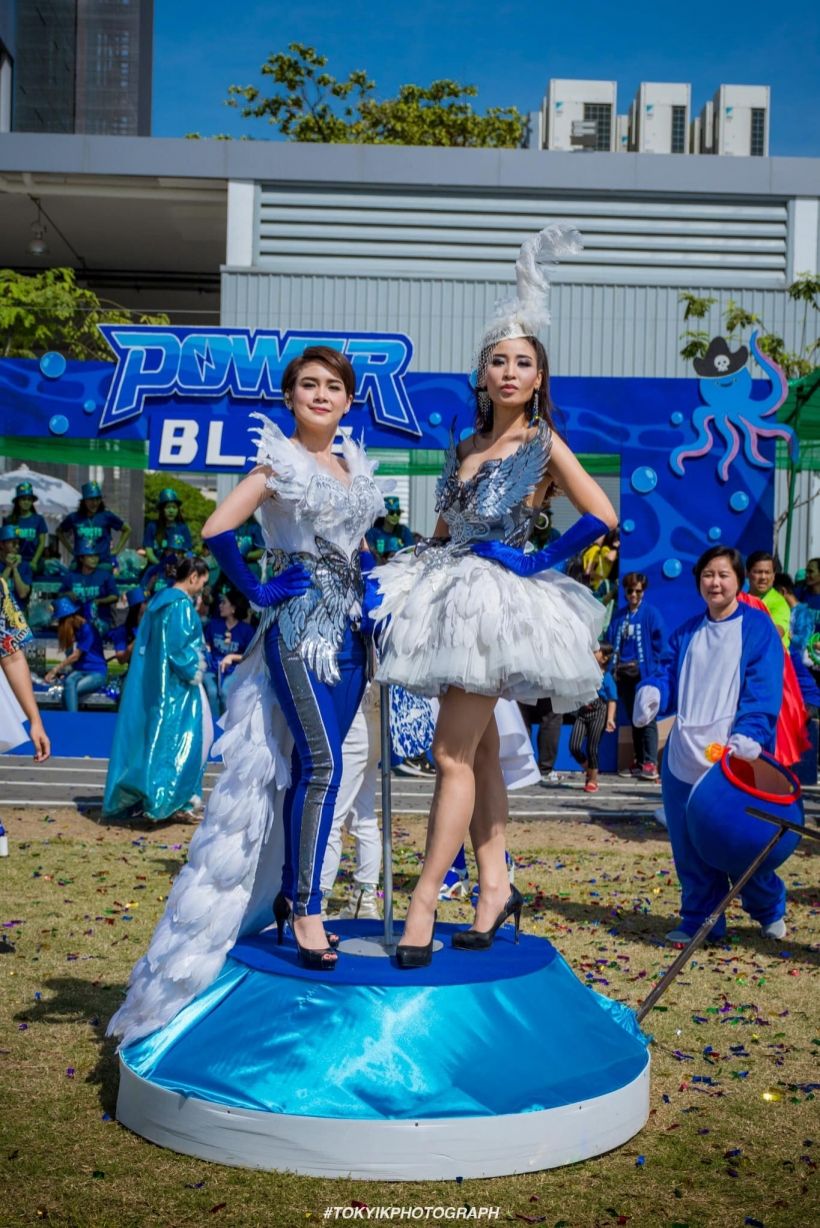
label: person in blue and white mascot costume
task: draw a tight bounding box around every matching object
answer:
[634,545,789,944]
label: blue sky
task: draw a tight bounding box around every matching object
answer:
[153,0,820,156]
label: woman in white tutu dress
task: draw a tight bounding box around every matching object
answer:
[372,226,618,966]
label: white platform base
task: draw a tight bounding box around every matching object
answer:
[117,1055,651,1179]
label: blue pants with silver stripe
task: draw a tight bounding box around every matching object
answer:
[265,621,367,916]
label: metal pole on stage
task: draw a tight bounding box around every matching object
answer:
[635,805,817,1024]
[379,682,395,950]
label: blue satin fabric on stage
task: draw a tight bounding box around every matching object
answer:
[122,922,648,1120]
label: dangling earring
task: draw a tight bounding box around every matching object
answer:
[529,390,540,425]
[477,390,492,431]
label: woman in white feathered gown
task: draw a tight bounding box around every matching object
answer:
[108,346,384,1046]
[372,225,619,965]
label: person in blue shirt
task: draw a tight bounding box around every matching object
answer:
[0,525,33,611]
[235,516,265,563]
[44,596,109,712]
[110,587,146,669]
[59,546,119,630]
[3,481,49,572]
[57,481,130,569]
[607,572,666,781]
[569,642,618,792]
[202,590,255,717]
[143,488,193,565]
[141,527,193,598]
[365,496,418,562]
[635,546,786,943]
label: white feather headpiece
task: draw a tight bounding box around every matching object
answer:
[473,223,582,381]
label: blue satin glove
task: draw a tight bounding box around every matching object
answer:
[471,513,612,576]
[204,529,313,608]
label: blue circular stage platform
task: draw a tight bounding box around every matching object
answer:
[117,920,650,1178]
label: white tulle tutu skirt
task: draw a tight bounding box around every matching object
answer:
[374,550,606,712]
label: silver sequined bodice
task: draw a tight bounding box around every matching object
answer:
[251,415,384,683]
[435,422,552,549]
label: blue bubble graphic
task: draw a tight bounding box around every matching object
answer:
[662,558,682,579]
[459,428,473,442]
[622,519,636,534]
[729,491,750,512]
[630,466,658,494]
[670,412,684,426]
[83,399,96,415]
[40,351,67,379]
[48,415,69,435]
[428,412,442,427]
[708,526,722,541]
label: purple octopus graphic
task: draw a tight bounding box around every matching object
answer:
[670,330,798,482]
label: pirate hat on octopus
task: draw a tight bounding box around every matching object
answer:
[693,337,748,378]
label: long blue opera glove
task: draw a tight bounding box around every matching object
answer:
[471,513,611,576]
[204,529,313,608]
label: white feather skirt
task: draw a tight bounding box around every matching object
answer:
[374,552,605,712]
[106,632,291,1050]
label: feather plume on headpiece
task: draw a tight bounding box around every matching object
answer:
[472,223,583,382]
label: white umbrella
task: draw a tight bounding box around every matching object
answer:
[0,465,81,525]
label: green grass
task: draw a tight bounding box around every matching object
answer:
[0,813,817,1228]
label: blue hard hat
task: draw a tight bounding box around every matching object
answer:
[53,596,81,619]
[384,496,401,513]
[81,481,102,500]
[158,487,181,505]
[0,525,20,542]
[74,543,100,558]
[126,587,145,608]
[15,481,37,500]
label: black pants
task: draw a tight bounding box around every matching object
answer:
[616,671,659,766]
[569,698,608,770]
[518,697,563,772]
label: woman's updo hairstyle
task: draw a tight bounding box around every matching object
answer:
[172,556,210,583]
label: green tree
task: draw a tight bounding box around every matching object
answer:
[0,267,170,360]
[226,43,526,147]
[679,275,820,379]
[143,473,215,552]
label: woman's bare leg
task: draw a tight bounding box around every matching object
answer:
[468,716,514,932]
[399,687,497,948]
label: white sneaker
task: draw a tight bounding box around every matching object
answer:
[665,928,693,944]
[541,770,561,785]
[336,884,380,920]
[439,867,470,900]
[760,918,787,940]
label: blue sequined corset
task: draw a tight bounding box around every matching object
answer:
[435,422,552,549]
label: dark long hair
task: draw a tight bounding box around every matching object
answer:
[473,336,555,434]
[77,497,107,517]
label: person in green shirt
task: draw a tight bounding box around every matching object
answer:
[747,550,791,649]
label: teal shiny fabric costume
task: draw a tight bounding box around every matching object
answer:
[104,587,209,821]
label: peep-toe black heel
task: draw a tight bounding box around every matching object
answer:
[273,890,340,948]
[451,886,524,950]
[395,909,437,969]
[293,932,338,971]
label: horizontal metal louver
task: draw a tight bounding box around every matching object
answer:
[255,187,789,286]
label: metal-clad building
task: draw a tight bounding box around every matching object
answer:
[221,146,820,547]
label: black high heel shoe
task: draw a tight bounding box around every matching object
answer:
[292,920,338,972]
[395,909,437,969]
[273,891,340,948]
[451,886,524,950]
